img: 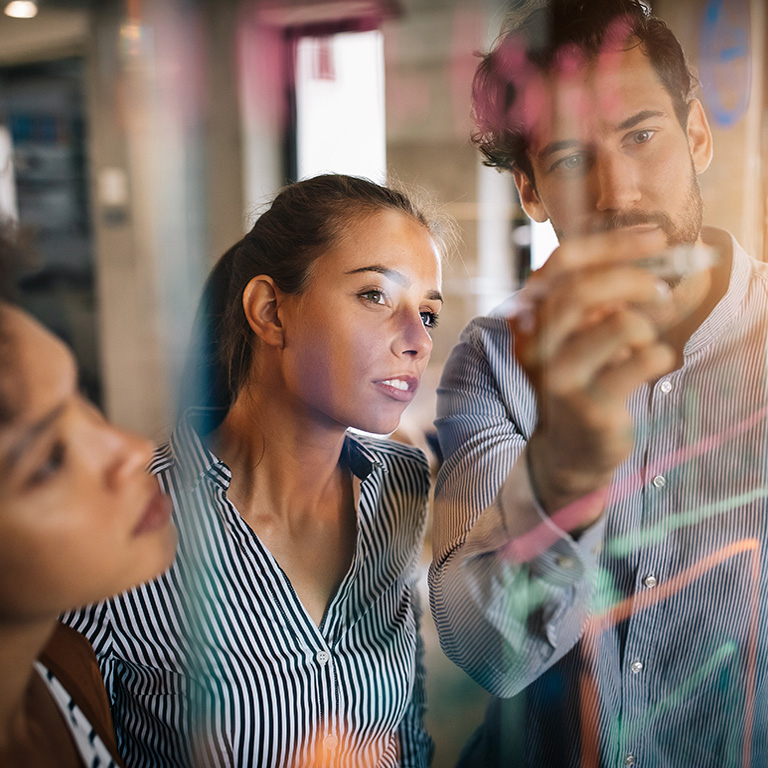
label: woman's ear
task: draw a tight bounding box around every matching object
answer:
[242,275,285,348]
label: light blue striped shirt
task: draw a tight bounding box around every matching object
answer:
[430,228,768,767]
[65,413,433,768]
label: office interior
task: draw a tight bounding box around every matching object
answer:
[0,0,765,764]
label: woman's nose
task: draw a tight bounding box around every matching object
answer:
[104,426,155,491]
[393,310,433,359]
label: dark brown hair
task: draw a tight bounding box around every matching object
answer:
[472,0,698,182]
[181,174,447,427]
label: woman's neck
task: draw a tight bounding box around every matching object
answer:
[208,386,349,522]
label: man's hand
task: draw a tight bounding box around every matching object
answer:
[511,230,676,530]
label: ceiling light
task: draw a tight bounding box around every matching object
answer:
[4,1,38,18]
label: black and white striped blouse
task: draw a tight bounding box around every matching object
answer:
[65,414,433,767]
[430,228,768,767]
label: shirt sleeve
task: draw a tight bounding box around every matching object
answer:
[428,315,604,698]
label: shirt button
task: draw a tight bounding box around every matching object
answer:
[315,650,330,665]
[643,573,658,588]
[652,475,666,489]
[556,555,575,569]
[625,754,636,766]
[323,733,338,750]
[630,660,644,674]
[659,380,672,393]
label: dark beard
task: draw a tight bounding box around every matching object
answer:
[588,170,704,287]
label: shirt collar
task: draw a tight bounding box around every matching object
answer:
[684,227,752,356]
[169,409,386,491]
[342,432,387,480]
[170,408,230,491]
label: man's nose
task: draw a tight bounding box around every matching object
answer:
[594,152,641,212]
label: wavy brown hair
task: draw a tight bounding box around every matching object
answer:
[472,0,697,183]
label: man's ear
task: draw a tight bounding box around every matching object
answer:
[242,275,285,348]
[513,167,549,223]
[686,98,713,175]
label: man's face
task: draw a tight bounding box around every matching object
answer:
[513,44,712,249]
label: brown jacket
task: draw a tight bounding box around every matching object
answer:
[37,622,123,767]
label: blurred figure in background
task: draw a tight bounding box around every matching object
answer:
[67,175,448,767]
[0,223,177,767]
[430,1,768,766]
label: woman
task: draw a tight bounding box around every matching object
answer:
[67,175,447,767]
[0,232,177,766]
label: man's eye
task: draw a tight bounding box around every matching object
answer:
[553,153,586,172]
[631,129,654,144]
[420,311,439,329]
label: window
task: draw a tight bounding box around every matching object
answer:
[293,29,386,183]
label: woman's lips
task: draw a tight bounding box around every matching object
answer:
[374,376,419,402]
[133,488,173,536]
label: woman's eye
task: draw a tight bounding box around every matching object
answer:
[420,311,439,329]
[28,442,67,488]
[360,289,386,305]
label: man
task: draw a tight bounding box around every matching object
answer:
[429,1,768,765]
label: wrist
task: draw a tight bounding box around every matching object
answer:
[526,438,612,533]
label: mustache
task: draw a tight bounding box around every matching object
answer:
[597,211,675,233]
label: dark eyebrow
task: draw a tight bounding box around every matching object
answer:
[537,139,581,161]
[346,265,444,304]
[616,109,666,132]
[347,265,408,286]
[2,401,66,474]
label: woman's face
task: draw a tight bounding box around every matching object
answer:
[280,209,443,436]
[0,307,176,622]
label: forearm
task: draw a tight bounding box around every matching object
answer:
[430,453,604,697]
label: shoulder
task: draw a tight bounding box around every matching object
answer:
[350,433,430,488]
[457,303,515,349]
[750,257,768,288]
[442,302,518,382]
[38,624,120,760]
[351,435,430,544]
[353,431,428,465]
[39,623,100,677]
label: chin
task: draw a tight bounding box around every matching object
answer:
[349,424,399,438]
[348,416,402,438]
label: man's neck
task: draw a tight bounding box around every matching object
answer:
[661,229,732,360]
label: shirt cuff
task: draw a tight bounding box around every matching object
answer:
[495,446,605,583]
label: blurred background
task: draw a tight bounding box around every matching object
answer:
[0,0,765,764]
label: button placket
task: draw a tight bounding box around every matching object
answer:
[323,733,338,750]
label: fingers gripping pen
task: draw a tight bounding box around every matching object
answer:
[507,243,720,332]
